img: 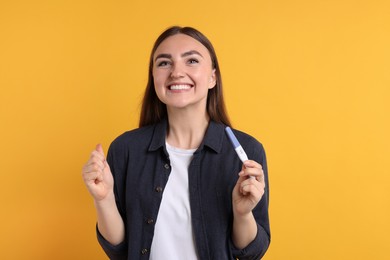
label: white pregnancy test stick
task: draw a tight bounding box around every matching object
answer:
[225,127,255,179]
[225,126,249,163]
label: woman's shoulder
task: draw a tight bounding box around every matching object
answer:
[109,124,158,151]
[117,124,156,141]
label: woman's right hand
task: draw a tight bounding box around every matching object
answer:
[82,144,114,202]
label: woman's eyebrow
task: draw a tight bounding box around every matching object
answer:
[154,50,203,62]
[182,50,203,58]
[155,53,171,62]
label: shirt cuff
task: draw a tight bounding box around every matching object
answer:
[230,224,270,259]
[96,224,127,259]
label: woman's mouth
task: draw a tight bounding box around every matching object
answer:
[169,84,192,90]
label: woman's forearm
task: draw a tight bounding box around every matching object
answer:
[95,192,125,246]
[232,211,257,249]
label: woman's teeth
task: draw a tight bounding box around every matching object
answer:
[170,84,191,90]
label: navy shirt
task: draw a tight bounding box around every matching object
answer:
[97,119,270,259]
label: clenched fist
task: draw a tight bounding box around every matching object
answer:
[82,144,114,201]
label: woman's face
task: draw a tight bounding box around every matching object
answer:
[152,34,216,111]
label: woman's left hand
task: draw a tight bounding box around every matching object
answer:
[232,160,265,216]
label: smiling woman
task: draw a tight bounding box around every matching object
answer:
[1,0,389,259]
[139,27,231,129]
[153,34,216,112]
[81,26,271,260]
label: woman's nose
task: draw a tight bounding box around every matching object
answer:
[170,63,185,78]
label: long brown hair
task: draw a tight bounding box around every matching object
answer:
[139,26,231,127]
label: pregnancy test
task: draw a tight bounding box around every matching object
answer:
[225,127,255,179]
[225,126,249,163]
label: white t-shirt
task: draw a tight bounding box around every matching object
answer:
[149,143,198,260]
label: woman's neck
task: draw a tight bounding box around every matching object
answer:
[166,108,209,149]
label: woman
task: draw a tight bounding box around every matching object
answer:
[82,26,270,259]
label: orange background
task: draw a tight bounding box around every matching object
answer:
[1,0,389,259]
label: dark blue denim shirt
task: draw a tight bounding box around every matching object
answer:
[97,119,270,259]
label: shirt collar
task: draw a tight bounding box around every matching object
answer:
[148,118,225,154]
[200,120,225,154]
[148,118,168,152]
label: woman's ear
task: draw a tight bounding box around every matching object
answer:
[209,69,216,89]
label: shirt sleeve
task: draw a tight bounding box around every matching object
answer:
[230,224,270,259]
[96,225,128,260]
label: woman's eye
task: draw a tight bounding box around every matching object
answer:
[188,59,199,64]
[157,61,170,67]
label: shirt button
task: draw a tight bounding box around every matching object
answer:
[147,218,154,224]
[141,248,148,255]
[164,163,170,170]
[155,186,163,192]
